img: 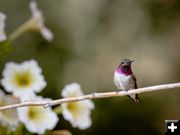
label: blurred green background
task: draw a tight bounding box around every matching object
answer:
[0,0,180,134]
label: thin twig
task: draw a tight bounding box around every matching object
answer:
[0,82,180,111]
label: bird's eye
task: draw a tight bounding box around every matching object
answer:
[121,62,124,64]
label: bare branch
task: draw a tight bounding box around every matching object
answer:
[0,82,180,111]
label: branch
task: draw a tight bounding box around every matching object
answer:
[0,82,180,111]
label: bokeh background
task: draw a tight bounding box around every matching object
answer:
[0,0,180,134]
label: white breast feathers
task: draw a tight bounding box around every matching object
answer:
[113,71,135,91]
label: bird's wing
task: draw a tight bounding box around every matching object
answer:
[131,73,140,103]
[131,73,138,89]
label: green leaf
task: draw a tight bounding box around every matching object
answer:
[0,40,13,58]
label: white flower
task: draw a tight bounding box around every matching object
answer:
[0,90,19,129]
[17,95,59,134]
[61,83,94,130]
[29,0,53,41]
[1,60,46,100]
[0,12,6,41]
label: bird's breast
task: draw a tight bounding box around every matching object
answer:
[114,72,134,91]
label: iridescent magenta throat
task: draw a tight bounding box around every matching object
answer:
[116,66,133,76]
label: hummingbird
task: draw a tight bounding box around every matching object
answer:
[113,58,140,103]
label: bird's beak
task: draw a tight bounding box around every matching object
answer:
[130,60,134,63]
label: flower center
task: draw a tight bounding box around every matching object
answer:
[28,107,43,121]
[67,102,78,112]
[15,71,32,87]
[67,102,82,117]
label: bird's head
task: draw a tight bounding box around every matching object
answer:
[120,58,134,67]
[116,58,134,75]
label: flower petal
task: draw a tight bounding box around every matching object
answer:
[0,12,6,41]
[62,83,83,98]
[40,27,53,41]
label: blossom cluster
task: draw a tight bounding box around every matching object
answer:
[0,59,94,134]
[0,0,95,134]
[0,60,58,134]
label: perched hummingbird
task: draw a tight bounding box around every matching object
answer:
[113,58,140,103]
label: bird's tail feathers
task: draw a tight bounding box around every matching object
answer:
[128,94,140,104]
